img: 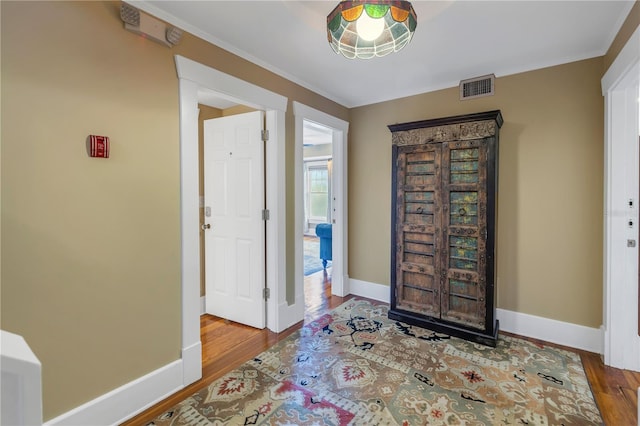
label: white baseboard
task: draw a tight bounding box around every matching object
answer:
[276,295,305,333]
[44,360,184,426]
[349,279,390,303]
[348,279,603,354]
[182,341,203,386]
[496,308,603,354]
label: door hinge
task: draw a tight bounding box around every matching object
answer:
[261,129,269,142]
[263,287,270,300]
[262,209,270,221]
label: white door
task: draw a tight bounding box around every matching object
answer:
[203,111,266,329]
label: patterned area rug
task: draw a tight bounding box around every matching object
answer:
[147,300,602,425]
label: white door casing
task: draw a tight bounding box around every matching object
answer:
[601,26,640,371]
[294,102,349,306]
[204,112,266,329]
[175,55,288,386]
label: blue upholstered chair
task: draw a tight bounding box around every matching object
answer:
[315,223,332,269]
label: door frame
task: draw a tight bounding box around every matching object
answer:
[293,102,349,308]
[175,55,288,385]
[601,26,640,371]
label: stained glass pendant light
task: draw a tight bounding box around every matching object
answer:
[327,0,417,59]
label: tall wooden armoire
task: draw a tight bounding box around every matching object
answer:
[388,110,503,346]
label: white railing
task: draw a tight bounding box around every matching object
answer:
[1,330,42,425]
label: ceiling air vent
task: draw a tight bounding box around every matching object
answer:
[460,74,495,100]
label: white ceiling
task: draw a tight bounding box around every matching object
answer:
[303,119,334,145]
[133,0,634,108]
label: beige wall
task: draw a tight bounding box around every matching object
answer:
[0,1,347,420]
[2,1,183,419]
[222,105,258,117]
[349,58,605,328]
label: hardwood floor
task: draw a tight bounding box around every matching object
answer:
[122,270,640,425]
[582,352,640,426]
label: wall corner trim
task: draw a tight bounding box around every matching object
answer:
[348,279,603,354]
[44,360,183,426]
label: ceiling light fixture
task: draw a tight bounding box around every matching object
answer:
[327,0,417,59]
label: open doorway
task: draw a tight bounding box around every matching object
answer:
[293,102,349,326]
[302,120,333,276]
[301,120,334,320]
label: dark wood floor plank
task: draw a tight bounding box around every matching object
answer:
[121,269,639,425]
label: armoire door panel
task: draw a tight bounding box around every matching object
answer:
[450,147,480,184]
[441,139,487,329]
[449,192,479,226]
[399,267,439,317]
[442,269,485,328]
[403,230,435,264]
[397,261,440,316]
[403,150,438,186]
[448,234,479,270]
[395,144,442,318]
[404,192,436,225]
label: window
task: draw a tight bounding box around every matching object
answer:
[307,163,329,221]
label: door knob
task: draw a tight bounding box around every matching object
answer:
[202,224,211,230]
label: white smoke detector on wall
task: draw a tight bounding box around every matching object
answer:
[120,2,182,47]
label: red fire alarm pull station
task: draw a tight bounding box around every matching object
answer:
[89,135,110,158]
